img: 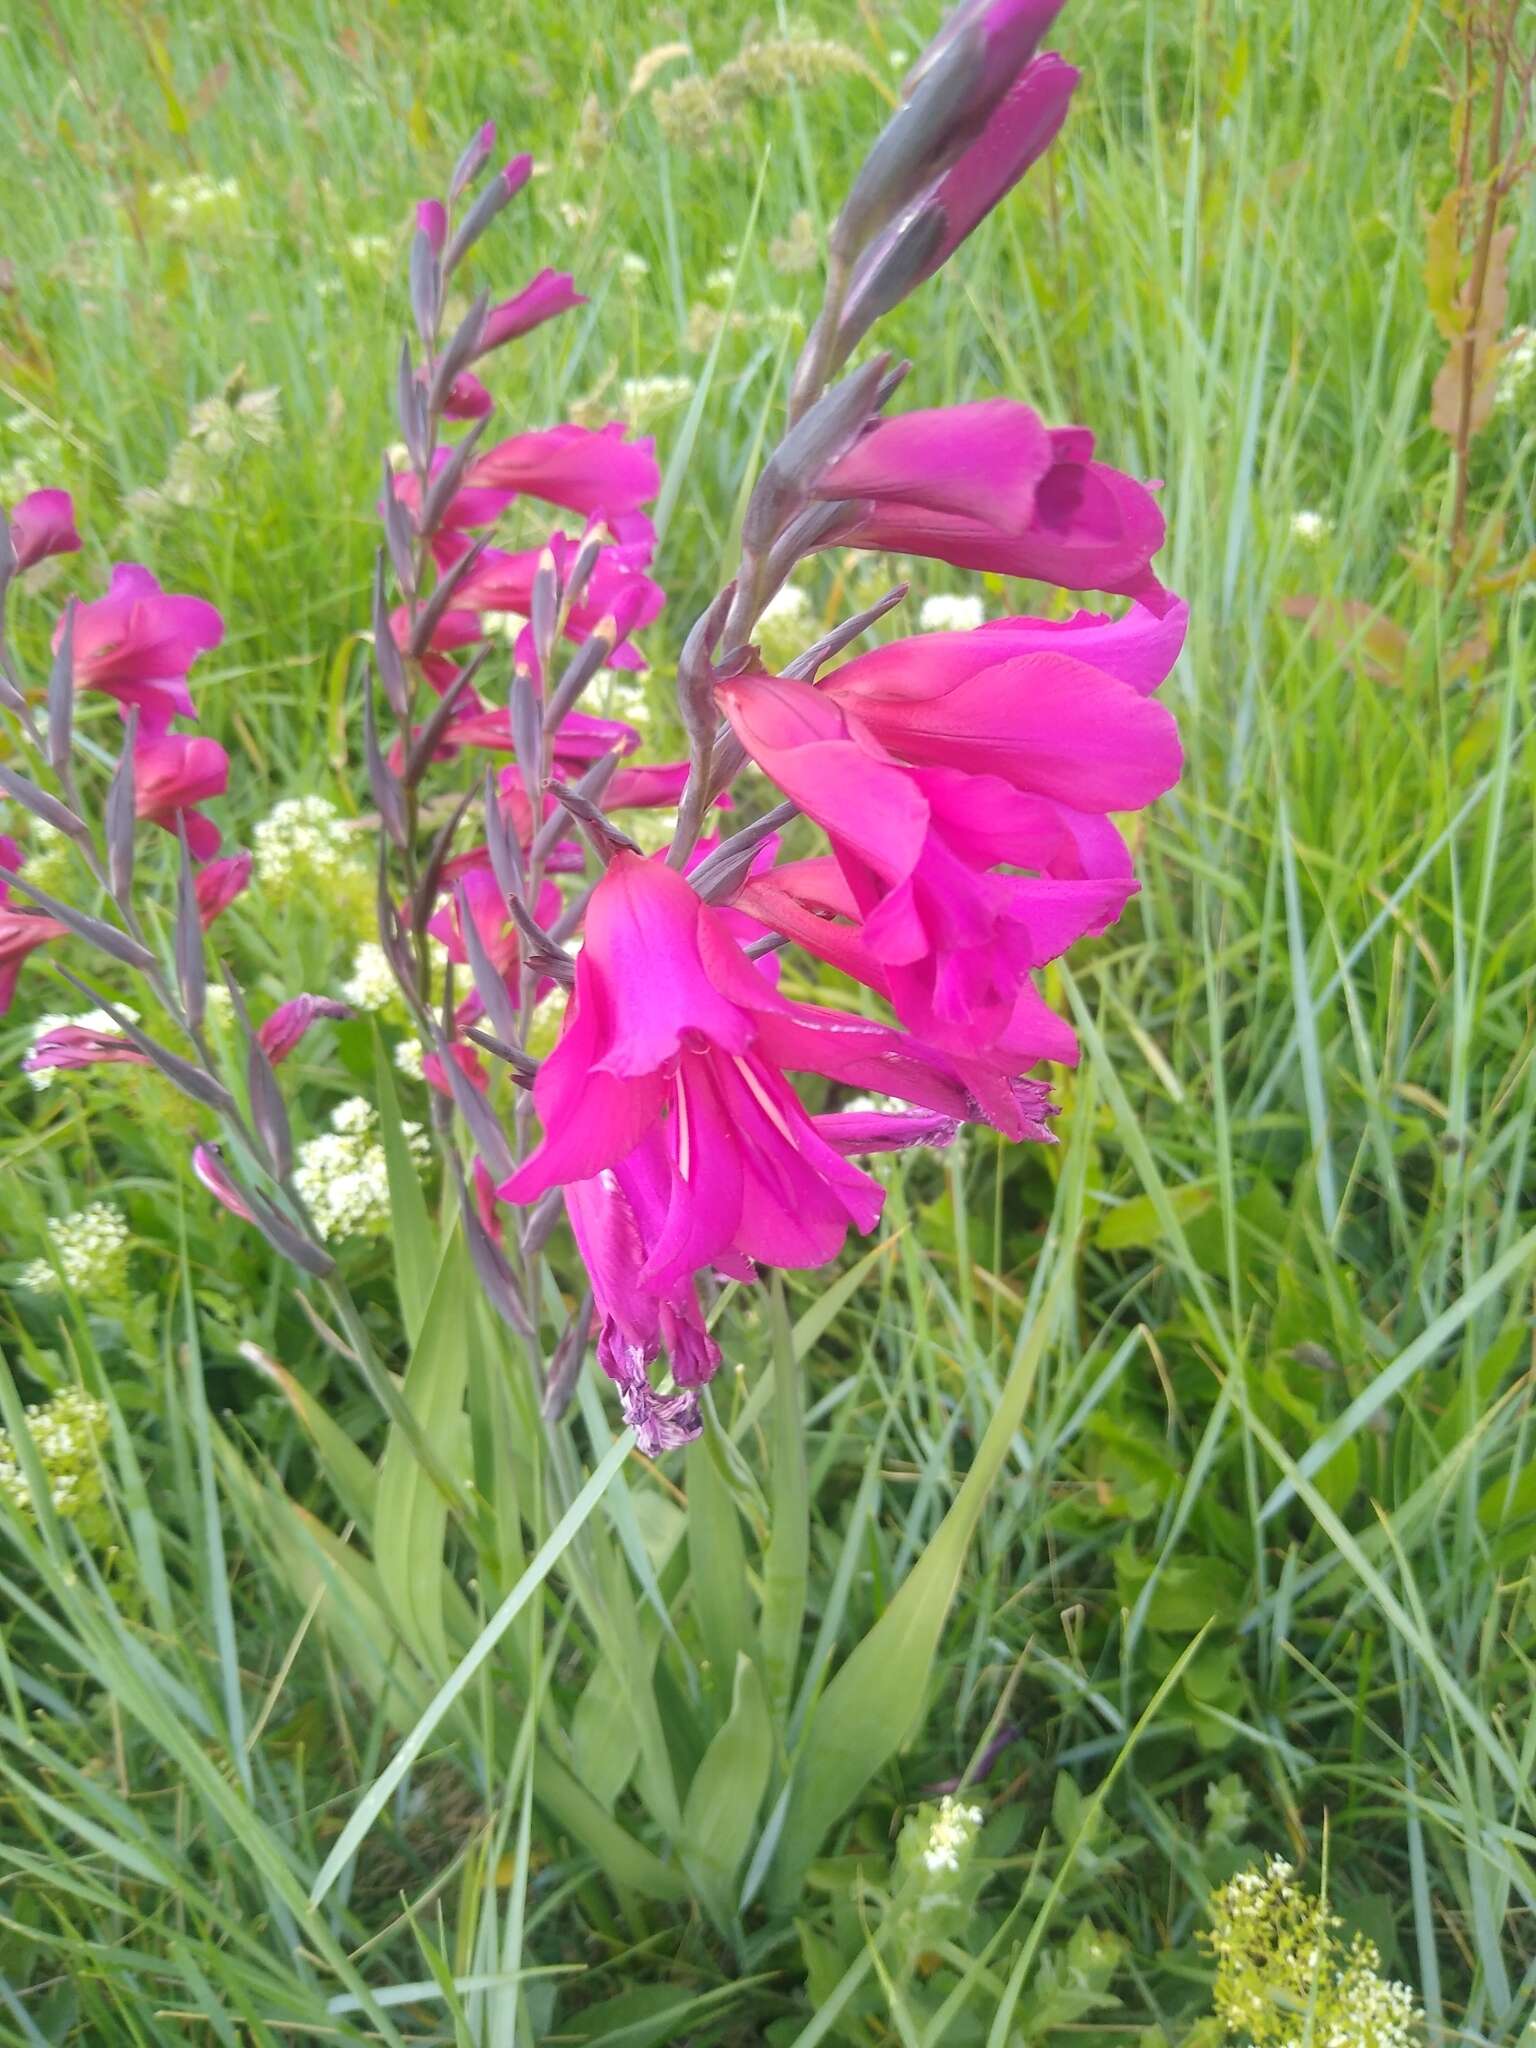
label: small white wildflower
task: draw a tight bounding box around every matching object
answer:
[1495,326,1536,407]
[919,592,987,633]
[341,941,400,1014]
[19,1202,130,1297]
[393,1037,425,1082]
[704,264,737,296]
[1290,510,1331,544]
[921,1796,985,1875]
[619,251,650,280]
[253,794,363,901]
[557,201,590,230]
[292,1097,429,1241]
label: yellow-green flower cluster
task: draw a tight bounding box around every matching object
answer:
[19,1202,131,1298]
[0,1388,111,1532]
[1203,1857,1422,2048]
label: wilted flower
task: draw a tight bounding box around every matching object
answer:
[18,1201,131,1297]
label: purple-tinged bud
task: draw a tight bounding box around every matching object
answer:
[549,782,640,865]
[544,621,618,731]
[195,852,251,930]
[448,120,497,202]
[430,1019,516,1182]
[363,669,409,849]
[46,602,74,780]
[0,761,86,842]
[454,880,522,1048]
[782,583,909,682]
[482,768,526,905]
[257,994,351,1065]
[56,968,232,1109]
[427,291,490,417]
[530,547,561,666]
[371,552,410,718]
[416,200,447,255]
[7,874,155,974]
[193,1142,256,1224]
[441,153,533,276]
[408,534,488,658]
[840,54,1077,348]
[396,339,429,471]
[450,1151,533,1337]
[409,226,442,348]
[541,1292,593,1423]
[417,419,488,540]
[174,821,207,1032]
[380,460,419,595]
[510,665,544,812]
[246,1188,335,1277]
[815,1108,960,1154]
[905,0,1064,98]
[675,585,734,752]
[743,355,897,554]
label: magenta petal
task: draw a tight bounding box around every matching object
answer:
[257,995,352,1065]
[10,489,81,571]
[817,401,1053,532]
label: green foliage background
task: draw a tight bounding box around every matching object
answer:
[0,0,1534,2041]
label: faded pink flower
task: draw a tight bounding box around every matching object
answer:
[9,489,81,571]
[132,731,230,860]
[257,995,352,1065]
[61,565,224,730]
[194,851,252,929]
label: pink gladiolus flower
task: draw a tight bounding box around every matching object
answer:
[192,1143,255,1224]
[22,1022,147,1077]
[195,851,252,929]
[9,489,81,571]
[132,731,229,860]
[828,428,1172,613]
[468,423,660,523]
[438,369,494,419]
[62,565,224,730]
[499,852,957,1279]
[818,622,1182,816]
[257,995,352,1065]
[444,526,665,660]
[473,270,587,358]
[0,900,67,1015]
[819,401,1056,529]
[736,855,1079,1135]
[719,672,1132,1056]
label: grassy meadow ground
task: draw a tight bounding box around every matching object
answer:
[1,0,1535,2041]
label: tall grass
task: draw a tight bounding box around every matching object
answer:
[1,0,1534,2040]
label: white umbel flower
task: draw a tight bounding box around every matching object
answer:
[292,1098,428,1241]
[1290,510,1332,544]
[340,941,399,1013]
[19,1202,131,1296]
